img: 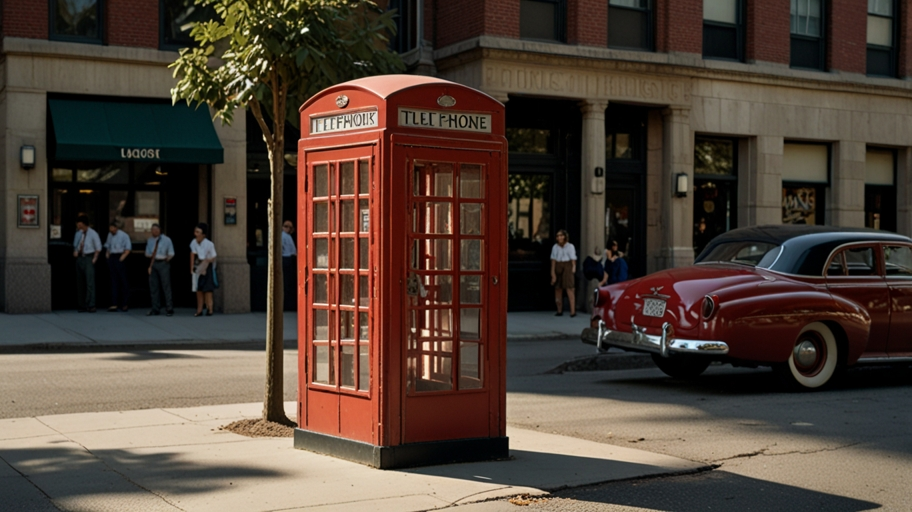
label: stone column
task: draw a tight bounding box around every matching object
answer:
[0,89,52,313]
[738,136,784,227]
[659,107,695,269]
[897,147,912,238]
[828,141,866,227]
[210,109,251,313]
[580,100,607,311]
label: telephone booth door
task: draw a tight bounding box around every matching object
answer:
[399,144,505,444]
[302,145,376,444]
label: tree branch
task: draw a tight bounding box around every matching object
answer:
[249,99,275,147]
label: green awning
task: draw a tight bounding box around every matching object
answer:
[49,99,224,164]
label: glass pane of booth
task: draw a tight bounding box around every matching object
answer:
[460,240,483,271]
[341,201,355,232]
[414,162,454,197]
[359,345,369,391]
[460,164,485,198]
[341,161,355,196]
[412,239,453,270]
[459,341,482,389]
[314,345,334,384]
[460,275,482,304]
[314,274,328,304]
[359,160,370,194]
[341,345,355,388]
[341,239,355,269]
[314,164,329,198]
[461,204,483,235]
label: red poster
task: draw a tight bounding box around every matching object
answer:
[18,195,38,228]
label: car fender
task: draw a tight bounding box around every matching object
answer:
[709,290,871,364]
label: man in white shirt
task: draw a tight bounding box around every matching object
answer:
[282,220,297,311]
[104,222,133,312]
[146,223,175,316]
[73,215,102,312]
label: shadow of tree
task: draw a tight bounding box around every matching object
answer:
[0,444,286,503]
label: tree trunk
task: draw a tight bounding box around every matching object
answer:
[263,138,292,425]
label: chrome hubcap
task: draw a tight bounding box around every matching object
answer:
[795,340,818,367]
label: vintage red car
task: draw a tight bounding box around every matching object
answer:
[582,225,912,389]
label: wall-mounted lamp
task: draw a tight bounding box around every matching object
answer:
[20,145,36,170]
[675,172,689,198]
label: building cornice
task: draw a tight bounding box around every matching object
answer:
[435,36,912,100]
[1,37,178,66]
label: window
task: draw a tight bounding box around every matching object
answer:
[388,0,419,53]
[693,138,738,256]
[865,147,896,232]
[885,246,912,277]
[782,143,829,225]
[609,0,653,51]
[161,0,216,50]
[50,0,103,43]
[867,0,897,77]
[520,0,565,42]
[827,247,877,277]
[703,0,743,61]
[790,0,825,70]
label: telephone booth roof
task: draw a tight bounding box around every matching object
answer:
[299,75,505,139]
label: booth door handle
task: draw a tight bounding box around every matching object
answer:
[492,276,499,286]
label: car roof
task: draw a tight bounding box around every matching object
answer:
[696,225,912,276]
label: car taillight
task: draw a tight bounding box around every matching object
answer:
[702,295,717,319]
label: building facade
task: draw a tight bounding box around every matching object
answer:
[3,0,912,313]
[0,0,249,313]
[402,0,912,310]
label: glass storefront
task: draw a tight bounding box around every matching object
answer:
[693,137,737,256]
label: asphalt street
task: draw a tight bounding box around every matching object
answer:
[2,338,910,511]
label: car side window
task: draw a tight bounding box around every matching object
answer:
[826,252,846,276]
[844,247,876,276]
[884,246,912,277]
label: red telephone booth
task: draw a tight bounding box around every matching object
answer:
[294,75,508,469]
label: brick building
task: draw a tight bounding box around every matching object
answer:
[0,0,249,313]
[2,0,911,313]
[396,0,912,310]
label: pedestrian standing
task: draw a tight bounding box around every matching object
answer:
[73,215,102,313]
[146,223,175,316]
[190,222,218,316]
[104,222,132,312]
[282,220,297,311]
[550,229,577,317]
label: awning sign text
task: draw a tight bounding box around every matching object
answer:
[311,110,378,134]
[399,108,492,133]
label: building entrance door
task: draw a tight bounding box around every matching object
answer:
[605,104,647,280]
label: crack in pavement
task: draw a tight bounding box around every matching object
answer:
[715,442,863,463]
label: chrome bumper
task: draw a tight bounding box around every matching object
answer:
[581,320,729,357]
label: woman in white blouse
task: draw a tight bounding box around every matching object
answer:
[190,222,218,316]
[550,229,577,317]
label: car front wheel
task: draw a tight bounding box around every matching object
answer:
[650,353,712,379]
[780,322,839,389]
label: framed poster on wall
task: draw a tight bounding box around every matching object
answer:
[18,195,39,228]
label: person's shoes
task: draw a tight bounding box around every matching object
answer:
[570,313,577,317]
[107,306,118,312]
[147,310,159,316]
[120,307,129,312]
[166,310,174,317]
[194,311,203,317]
[77,308,87,313]
[555,312,563,316]
[206,310,213,316]
[87,308,97,313]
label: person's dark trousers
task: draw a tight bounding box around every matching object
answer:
[107,255,129,309]
[149,261,173,313]
[283,256,297,311]
[75,255,96,309]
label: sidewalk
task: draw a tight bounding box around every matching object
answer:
[0,310,588,351]
[0,402,707,512]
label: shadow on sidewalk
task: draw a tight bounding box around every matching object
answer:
[551,468,880,511]
[0,444,286,505]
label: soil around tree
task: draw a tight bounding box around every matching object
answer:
[220,418,297,438]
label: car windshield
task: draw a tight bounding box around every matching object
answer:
[698,242,782,268]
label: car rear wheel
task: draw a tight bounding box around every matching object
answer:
[650,353,712,379]
[780,322,838,389]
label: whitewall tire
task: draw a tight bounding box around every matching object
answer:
[785,322,838,389]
